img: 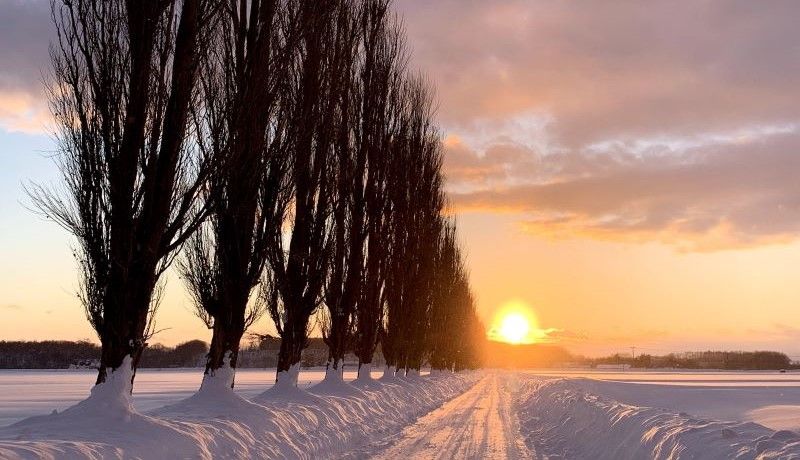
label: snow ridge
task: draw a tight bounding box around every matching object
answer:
[0,371,479,459]
[518,377,800,459]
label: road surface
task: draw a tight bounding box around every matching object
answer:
[347,372,533,459]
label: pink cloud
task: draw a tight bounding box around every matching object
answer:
[397,0,800,146]
[0,90,50,133]
[392,0,800,250]
[448,130,800,251]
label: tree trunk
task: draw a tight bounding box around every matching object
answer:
[96,335,137,385]
[95,269,156,385]
[325,312,349,376]
[275,318,308,386]
[204,320,244,384]
[356,361,372,381]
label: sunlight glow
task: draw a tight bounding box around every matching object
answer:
[489,299,541,344]
[498,312,530,344]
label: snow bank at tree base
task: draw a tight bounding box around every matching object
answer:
[0,370,479,459]
[520,377,800,459]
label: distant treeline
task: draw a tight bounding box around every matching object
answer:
[4,340,793,371]
[482,341,794,370]
[0,341,101,369]
[0,340,206,369]
[0,337,382,370]
[486,341,574,368]
[588,350,793,370]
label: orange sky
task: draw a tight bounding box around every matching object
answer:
[2,1,800,357]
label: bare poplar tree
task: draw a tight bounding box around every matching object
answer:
[265,0,349,386]
[453,289,485,371]
[351,4,406,380]
[320,0,406,381]
[381,76,443,376]
[34,0,214,386]
[400,133,444,374]
[179,0,295,388]
[428,221,460,371]
[319,0,361,382]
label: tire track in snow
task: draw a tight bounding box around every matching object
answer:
[347,372,533,459]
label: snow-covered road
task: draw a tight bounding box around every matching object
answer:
[347,373,532,459]
[9,370,800,458]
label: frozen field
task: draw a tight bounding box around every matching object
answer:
[3,368,800,429]
[0,367,380,427]
[527,370,800,432]
[0,367,478,459]
[3,369,800,458]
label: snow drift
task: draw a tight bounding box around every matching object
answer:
[519,377,800,459]
[0,370,479,459]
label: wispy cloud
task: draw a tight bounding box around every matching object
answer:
[0,0,51,133]
[0,90,50,133]
[449,128,800,251]
[486,325,587,345]
[392,0,800,251]
[398,0,800,145]
[4,0,800,251]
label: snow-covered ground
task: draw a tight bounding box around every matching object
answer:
[0,367,372,426]
[536,375,800,432]
[4,369,800,458]
[0,367,479,459]
[519,372,800,459]
[526,370,800,431]
[342,372,530,459]
[345,370,800,459]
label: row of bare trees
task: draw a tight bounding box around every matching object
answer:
[379,94,484,377]
[37,0,483,394]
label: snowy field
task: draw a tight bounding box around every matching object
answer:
[518,371,800,459]
[0,367,377,426]
[3,369,800,458]
[527,370,800,432]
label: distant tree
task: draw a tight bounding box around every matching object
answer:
[34,0,215,386]
[351,1,406,379]
[322,0,406,381]
[381,77,444,376]
[172,340,209,367]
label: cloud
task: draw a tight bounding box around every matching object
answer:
[0,0,51,133]
[486,324,587,344]
[397,0,800,146]
[1,304,23,311]
[449,128,800,251]
[0,1,50,92]
[535,328,587,344]
[394,0,800,250]
[5,0,799,140]
[0,90,50,133]
[2,0,799,251]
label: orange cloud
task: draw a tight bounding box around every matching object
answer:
[398,0,800,147]
[447,129,800,251]
[0,90,50,133]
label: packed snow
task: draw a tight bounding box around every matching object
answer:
[4,369,800,458]
[520,380,793,458]
[343,372,531,459]
[0,366,479,459]
[0,367,375,426]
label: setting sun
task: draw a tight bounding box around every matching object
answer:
[498,313,530,344]
[489,300,541,344]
